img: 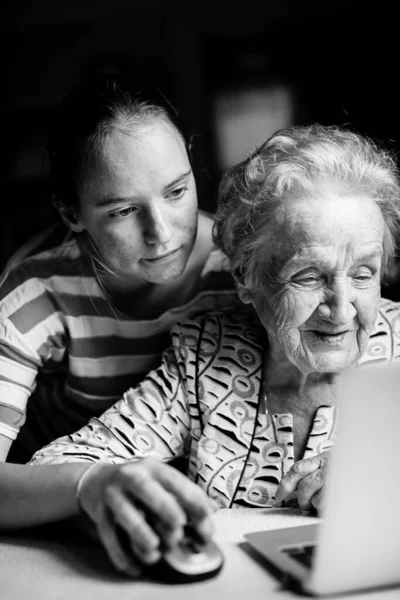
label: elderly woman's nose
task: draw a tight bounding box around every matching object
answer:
[318,282,357,323]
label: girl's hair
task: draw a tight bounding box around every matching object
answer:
[213,123,400,288]
[47,74,190,208]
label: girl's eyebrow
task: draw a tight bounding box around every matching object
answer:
[163,169,192,193]
[95,170,193,208]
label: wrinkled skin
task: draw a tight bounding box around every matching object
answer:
[237,193,385,511]
[78,459,215,575]
[275,451,330,512]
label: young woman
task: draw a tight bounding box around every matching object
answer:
[0,76,237,570]
[0,74,238,465]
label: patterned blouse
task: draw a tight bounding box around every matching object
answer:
[29,298,400,509]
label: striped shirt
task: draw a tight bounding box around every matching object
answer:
[0,225,239,460]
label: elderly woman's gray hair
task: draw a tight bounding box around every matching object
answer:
[213,124,400,289]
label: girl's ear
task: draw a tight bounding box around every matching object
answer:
[232,264,253,304]
[53,199,85,233]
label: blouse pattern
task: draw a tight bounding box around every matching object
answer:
[29,298,400,509]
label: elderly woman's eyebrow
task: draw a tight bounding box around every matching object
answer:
[279,247,384,273]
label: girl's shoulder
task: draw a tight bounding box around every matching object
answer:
[0,228,89,305]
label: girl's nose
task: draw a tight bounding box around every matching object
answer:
[143,207,173,246]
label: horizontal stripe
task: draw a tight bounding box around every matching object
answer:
[8,291,59,333]
[0,380,31,408]
[0,355,37,388]
[0,422,19,440]
[0,224,67,285]
[0,402,24,426]
[0,256,87,305]
[5,279,104,324]
[65,383,120,405]
[66,372,149,399]
[24,312,66,354]
[69,353,161,378]
[0,317,42,362]
[0,339,41,369]
[70,332,172,359]
[62,291,238,339]
[8,289,237,343]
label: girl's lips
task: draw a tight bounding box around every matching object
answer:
[142,248,180,263]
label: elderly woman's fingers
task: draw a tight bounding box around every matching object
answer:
[154,464,215,541]
[275,455,322,503]
[104,486,162,564]
[116,463,187,544]
[311,487,325,513]
[122,459,215,543]
[95,507,142,575]
[296,469,326,511]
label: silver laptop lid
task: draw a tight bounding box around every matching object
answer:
[307,360,400,595]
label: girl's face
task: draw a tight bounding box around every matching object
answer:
[76,121,198,286]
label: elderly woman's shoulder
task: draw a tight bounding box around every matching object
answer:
[173,304,266,350]
[360,297,400,365]
[376,297,400,327]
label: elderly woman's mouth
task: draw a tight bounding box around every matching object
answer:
[306,330,355,346]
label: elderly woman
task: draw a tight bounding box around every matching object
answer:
[22,125,400,571]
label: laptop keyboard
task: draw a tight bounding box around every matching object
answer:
[282,544,316,568]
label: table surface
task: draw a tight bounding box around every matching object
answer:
[0,508,399,600]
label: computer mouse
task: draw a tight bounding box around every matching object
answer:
[149,524,224,583]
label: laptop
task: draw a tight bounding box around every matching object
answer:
[244,360,400,596]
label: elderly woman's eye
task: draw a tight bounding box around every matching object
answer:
[354,273,373,283]
[293,275,321,287]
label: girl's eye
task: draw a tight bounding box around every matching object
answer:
[109,206,137,219]
[169,186,187,200]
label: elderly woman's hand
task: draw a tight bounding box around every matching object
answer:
[275,451,330,513]
[77,458,215,575]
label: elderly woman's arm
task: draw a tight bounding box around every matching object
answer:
[29,345,191,466]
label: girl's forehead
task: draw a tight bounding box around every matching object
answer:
[92,121,187,170]
[78,122,191,203]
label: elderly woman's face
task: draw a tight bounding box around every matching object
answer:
[248,194,385,374]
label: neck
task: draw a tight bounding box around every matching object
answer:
[263,351,350,417]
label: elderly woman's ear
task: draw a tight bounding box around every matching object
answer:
[232,264,253,305]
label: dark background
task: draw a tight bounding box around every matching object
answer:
[2,0,400,295]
